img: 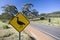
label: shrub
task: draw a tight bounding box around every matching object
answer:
[2,19,7,23]
[3,25,10,29]
[40,16,45,20]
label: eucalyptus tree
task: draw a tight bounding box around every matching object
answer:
[2,5,18,17]
[31,9,39,17]
[22,3,33,16]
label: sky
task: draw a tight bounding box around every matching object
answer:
[0,0,60,14]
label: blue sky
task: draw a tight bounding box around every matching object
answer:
[0,0,60,14]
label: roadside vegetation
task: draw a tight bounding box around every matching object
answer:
[32,18,60,27]
[0,21,35,40]
[0,2,60,40]
[30,11,60,27]
[0,3,37,40]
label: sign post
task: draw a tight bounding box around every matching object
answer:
[19,32,21,40]
[9,12,30,40]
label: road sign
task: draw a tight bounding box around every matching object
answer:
[9,12,30,32]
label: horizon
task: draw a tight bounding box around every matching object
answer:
[0,0,60,14]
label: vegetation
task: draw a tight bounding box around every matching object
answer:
[40,16,45,20]
[3,25,10,29]
[0,3,60,40]
[0,3,60,21]
[0,12,11,20]
[0,21,35,40]
[22,3,39,19]
[2,5,18,17]
[39,11,60,18]
[0,3,39,21]
[0,5,18,21]
[33,18,60,27]
[0,3,38,40]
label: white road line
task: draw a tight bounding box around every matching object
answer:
[39,29,60,40]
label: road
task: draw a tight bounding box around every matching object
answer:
[29,22,60,40]
[25,26,54,40]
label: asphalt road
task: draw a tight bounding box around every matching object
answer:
[29,22,60,40]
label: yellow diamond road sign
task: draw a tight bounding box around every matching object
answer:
[9,13,30,32]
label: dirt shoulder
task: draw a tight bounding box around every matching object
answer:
[24,25,55,40]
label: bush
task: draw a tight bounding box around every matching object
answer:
[2,20,6,22]
[40,16,45,20]
[2,19,7,23]
[3,25,10,29]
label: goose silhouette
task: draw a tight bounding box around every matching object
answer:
[16,17,25,27]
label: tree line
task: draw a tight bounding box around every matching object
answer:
[0,3,39,20]
[0,3,60,21]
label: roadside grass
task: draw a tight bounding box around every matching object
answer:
[0,21,9,29]
[32,18,60,27]
[0,21,34,40]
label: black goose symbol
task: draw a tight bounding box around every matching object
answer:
[16,17,25,27]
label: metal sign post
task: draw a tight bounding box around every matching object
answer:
[19,32,21,40]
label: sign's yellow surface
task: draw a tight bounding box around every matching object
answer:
[9,13,30,32]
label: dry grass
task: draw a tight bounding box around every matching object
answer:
[34,18,60,27]
[0,21,33,40]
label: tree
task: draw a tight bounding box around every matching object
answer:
[22,3,33,16]
[0,12,11,20]
[2,5,18,17]
[31,9,39,16]
[22,3,39,19]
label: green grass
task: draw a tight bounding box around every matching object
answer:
[33,18,60,27]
